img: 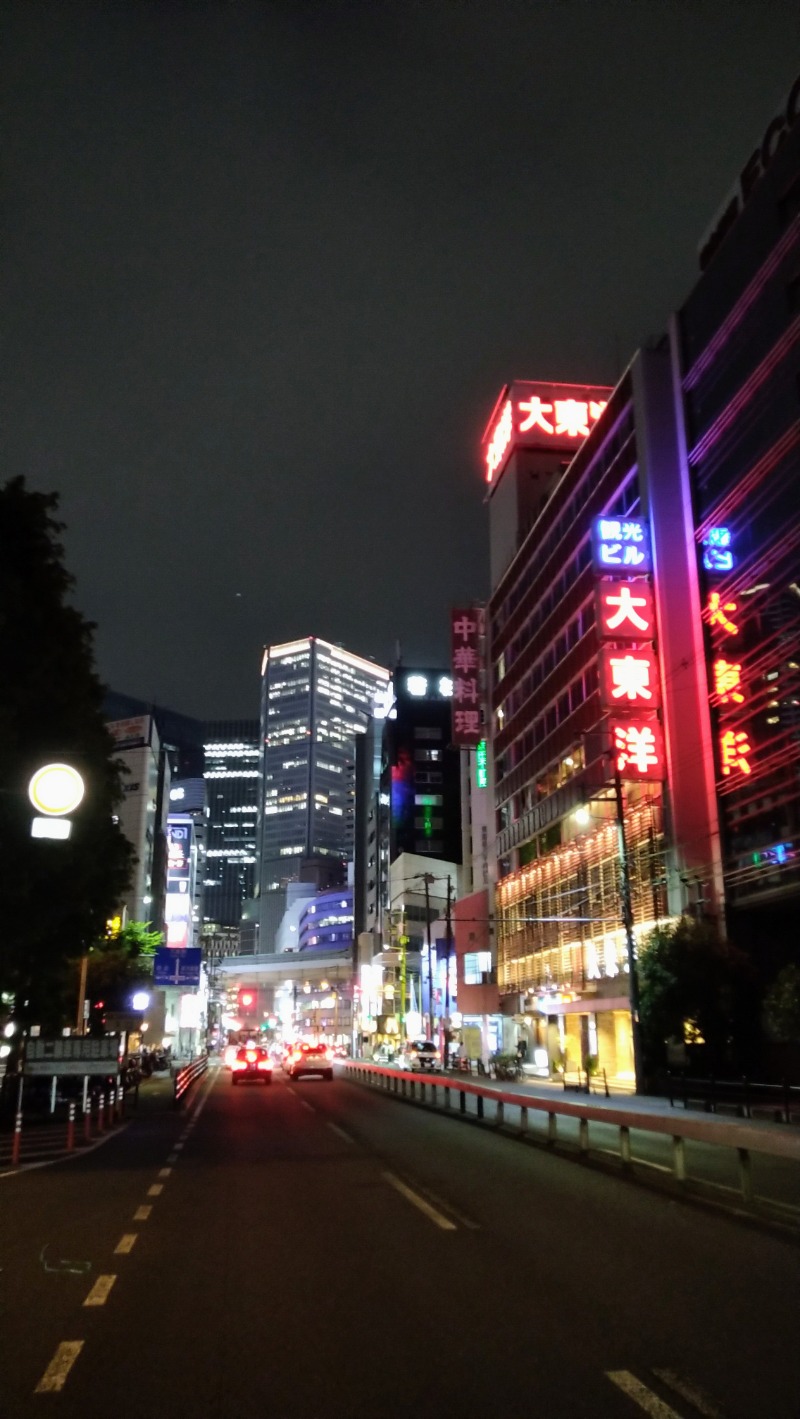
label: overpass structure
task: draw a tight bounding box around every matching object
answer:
[218,950,355,989]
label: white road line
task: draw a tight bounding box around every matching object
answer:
[134,1205,152,1221]
[147,1183,163,1197]
[159,1167,172,1178]
[327,1122,352,1142]
[34,1340,84,1393]
[83,1274,116,1307]
[167,1152,179,1163]
[299,1099,315,1113]
[382,1172,457,1231]
[652,1369,722,1418]
[114,1233,138,1255]
[606,1371,684,1417]
[173,1142,184,1151]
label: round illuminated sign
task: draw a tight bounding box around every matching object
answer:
[28,763,85,817]
[131,991,150,1012]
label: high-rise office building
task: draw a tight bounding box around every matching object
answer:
[203,720,260,934]
[256,637,390,950]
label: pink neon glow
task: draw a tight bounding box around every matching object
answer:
[712,658,745,705]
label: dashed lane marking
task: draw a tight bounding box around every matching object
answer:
[147,1183,163,1197]
[34,1341,84,1393]
[327,1122,353,1142]
[83,1275,116,1307]
[652,1369,723,1418]
[382,1171,457,1231]
[134,1205,152,1221]
[173,1142,184,1151]
[299,1099,315,1113]
[159,1167,172,1178]
[606,1371,684,1417]
[114,1234,138,1255]
[167,1152,179,1163]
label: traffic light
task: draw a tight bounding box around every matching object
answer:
[238,987,256,1011]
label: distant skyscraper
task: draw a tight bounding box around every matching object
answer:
[256,637,390,949]
[203,719,260,932]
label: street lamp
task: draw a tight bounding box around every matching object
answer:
[28,762,85,840]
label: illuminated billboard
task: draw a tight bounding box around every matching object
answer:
[482,381,612,485]
[166,819,193,950]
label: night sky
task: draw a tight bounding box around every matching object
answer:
[3,1,799,719]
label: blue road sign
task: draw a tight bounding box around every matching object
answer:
[154,947,202,987]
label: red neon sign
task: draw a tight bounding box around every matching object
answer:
[600,647,660,709]
[482,381,613,484]
[596,580,655,640]
[610,720,665,780]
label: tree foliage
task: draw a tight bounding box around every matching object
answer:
[762,964,800,1045]
[75,922,163,1028]
[0,477,134,1026]
[636,916,750,1071]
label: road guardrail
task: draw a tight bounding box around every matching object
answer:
[343,1060,800,1220]
[174,1054,208,1106]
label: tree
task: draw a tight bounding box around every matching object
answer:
[763,964,800,1046]
[636,917,750,1074]
[74,922,163,1030]
[0,477,134,1027]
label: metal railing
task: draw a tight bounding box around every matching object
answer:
[343,1060,800,1218]
[173,1054,208,1105]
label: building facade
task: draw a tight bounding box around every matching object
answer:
[256,637,390,950]
[106,715,170,934]
[203,720,260,934]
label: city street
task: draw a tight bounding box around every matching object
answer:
[1,1066,799,1418]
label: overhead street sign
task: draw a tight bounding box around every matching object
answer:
[154,947,202,988]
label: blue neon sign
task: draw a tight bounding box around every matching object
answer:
[702,526,735,573]
[592,517,651,573]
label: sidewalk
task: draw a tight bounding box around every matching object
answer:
[441,1069,800,1134]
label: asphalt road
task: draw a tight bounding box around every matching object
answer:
[1,1065,799,1419]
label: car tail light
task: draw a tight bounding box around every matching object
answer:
[257,1059,270,1070]
[323,1048,332,1059]
[246,1050,257,1063]
[232,1059,247,1071]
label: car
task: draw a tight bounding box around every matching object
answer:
[286,1042,333,1081]
[400,1040,441,1072]
[231,1046,273,1084]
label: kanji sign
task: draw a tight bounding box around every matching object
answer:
[482,381,612,484]
[712,658,745,705]
[450,606,484,746]
[596,579,656,640]
[600,647,661,708]
[720,728,752,777]
[592,517,652,573]
[704,591,739,636]
[610,720,665,780]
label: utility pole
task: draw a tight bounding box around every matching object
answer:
[614,768,644,1093]
[422,873,435,1041]
[443,875,453,1068]
[75,952,89,1036]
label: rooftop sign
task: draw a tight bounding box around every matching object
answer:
[482,381,612,485]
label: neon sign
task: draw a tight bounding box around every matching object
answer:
[702,526,735,573]
[720,728,752,777]
[592,517,652,573]
[475,739,488,788]
[704,591,739,636]
[596,580,655,639]
[610,720,665,780]
[600,648,660,708]
[712,658,745,705]
[483,381,613,484]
